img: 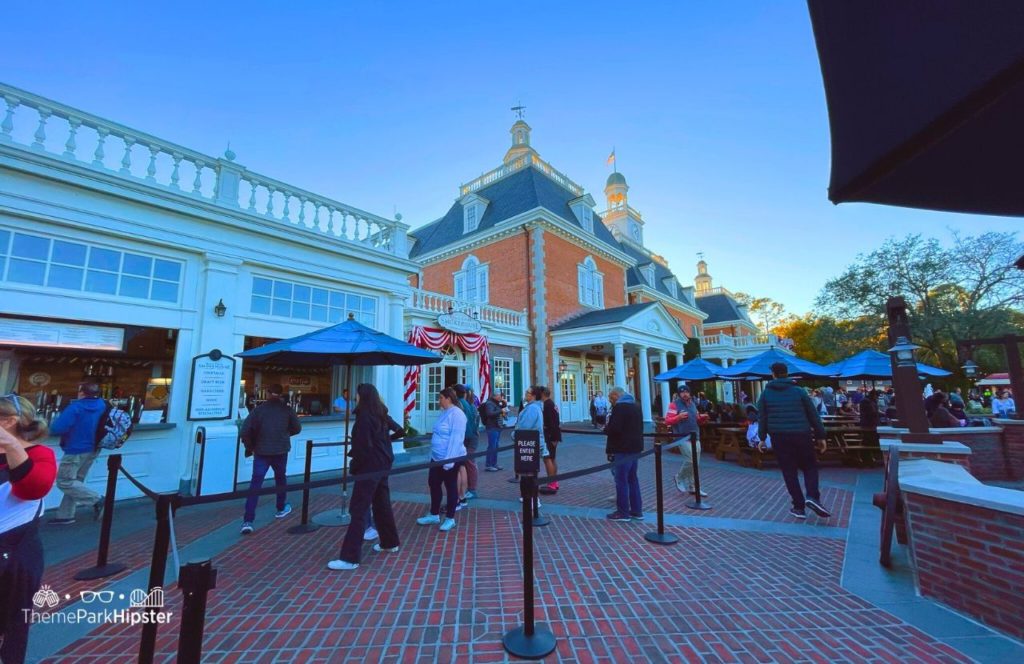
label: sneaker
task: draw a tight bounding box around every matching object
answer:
[326,559,359,571]
[416,514,441,526]
[538,485,558,495]
[507,476,520,483]
[485,466,502,472]
[456,499,468,511]
[274,504,293,519]
[372,543,399,553]
[689,489,709,498]
[93,497,105,522]
[363,526,379,541]
[240,521,255,534]
[630,512,645,521]
[789,508,807,520]
[805,499,832,518]
[439,518,457,532]
[49,517,76,525]
[465,490,478,500]
[518,496,542,507]
[606,512,632,522]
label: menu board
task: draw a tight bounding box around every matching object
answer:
[187,350,236,421]
[0,319,124,351]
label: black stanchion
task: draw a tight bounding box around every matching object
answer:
[532,488,550,527]
[74,454,129,580]
[313,439,352,527]
[503,474,556,659]
[289,439,321,535]
[644,442,678,545]
[194,426,207,497]
[685,434,712,511]
[176,559,218,664]
[139,494,173,664]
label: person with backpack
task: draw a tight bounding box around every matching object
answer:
[239,384,301,534]
[479,390,506,472]
[48,382,108,525]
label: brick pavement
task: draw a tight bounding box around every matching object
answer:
[28,431,979,663]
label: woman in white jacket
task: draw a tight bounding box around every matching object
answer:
[417,387,467,532]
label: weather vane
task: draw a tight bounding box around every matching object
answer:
[511,103,526,120]
[697,251,705,261]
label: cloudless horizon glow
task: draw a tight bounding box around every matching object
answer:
[5,1,1019,314]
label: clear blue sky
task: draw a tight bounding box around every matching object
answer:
[5,1,1020,314]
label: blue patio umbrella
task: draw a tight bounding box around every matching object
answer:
[718,348,833,380]
[654,358,730,382]
[827,349,951,380]
[238,314,441,527]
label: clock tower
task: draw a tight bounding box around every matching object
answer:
[601,170,644,247]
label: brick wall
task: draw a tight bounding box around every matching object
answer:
[542,231,627,326]
[884,429,1007,480]
[997,420,1024,480]
[903,492,1024,640]
[419,235,530,312]
[884,449,971,471]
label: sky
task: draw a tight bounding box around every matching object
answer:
[4,1,1020,314]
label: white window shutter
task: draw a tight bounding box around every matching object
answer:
[596,273,604,307]
[577,265,585,303]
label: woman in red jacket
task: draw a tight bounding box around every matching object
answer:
[1,394,58,664]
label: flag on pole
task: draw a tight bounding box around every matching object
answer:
[606,149,616,166]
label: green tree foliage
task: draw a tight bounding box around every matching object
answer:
[815,232,1024,371]
[773,315,885,365]
[683,337,701,362]
[733,292,791,334]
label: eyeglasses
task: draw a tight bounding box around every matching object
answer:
[79,590,115,604]
[2,394,22,417]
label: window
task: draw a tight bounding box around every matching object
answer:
[425,366,442,411]
[692,324,700,338]
[577,256,604,308]
[492,357,513,400]
[642,263,656,286]
[581,207,593,233]
[464,204,479,233]
[250,275,378,326]
[0,229,182,303]
[454,255,489,304]
[560,370,578,405]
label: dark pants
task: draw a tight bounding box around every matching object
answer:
[464,444,478,491]
[771,432,820,509]
[0,524,44,664]
[612,453,642,515]
[428,463,462,518]
[338,475,399,564]
[243,453,288,522]
[485,428,501,468]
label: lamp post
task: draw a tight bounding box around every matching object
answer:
[885,298,931,437]
[957,335,1024,419]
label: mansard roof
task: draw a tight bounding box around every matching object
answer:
[696,292,748,325]
[410,166,621,258]
[619,243,690,307]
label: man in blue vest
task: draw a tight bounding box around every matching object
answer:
[665,385,707,497]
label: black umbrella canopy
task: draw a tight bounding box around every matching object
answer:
[808,1,1024,217]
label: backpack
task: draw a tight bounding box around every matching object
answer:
[94,406,134,450]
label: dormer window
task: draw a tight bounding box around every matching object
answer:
[581,207,593,232]
[663,277,678,298]
[642,263,656,286]
[569,194,597,233]
[460,193,489,234]
[454,255,489,303]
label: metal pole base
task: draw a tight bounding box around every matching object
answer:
[287,522,322,535]
[643,531,679,545]
[533,513,551,527]
[685,500,713,511]
[312,509,351,527]
[73,563,128,581]
[502,624,557,660]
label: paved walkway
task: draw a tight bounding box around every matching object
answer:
[23,429,1023,662]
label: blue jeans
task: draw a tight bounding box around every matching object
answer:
[243,453,288,522]
[612,453,642,515]
[485,427,501,468]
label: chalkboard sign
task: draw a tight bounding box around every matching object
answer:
[514,429,541,476]
[187,349,236,421]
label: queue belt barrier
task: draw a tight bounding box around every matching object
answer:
[74,454,128,581]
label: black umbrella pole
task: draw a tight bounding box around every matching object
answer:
[644,442,678,545]
[686,433,712,510]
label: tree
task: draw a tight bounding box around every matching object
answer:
[816,231,1024,370]
[773,315,885,365]
[733,292,790,334]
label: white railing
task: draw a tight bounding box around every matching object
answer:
[703,333,779,348]
[460,153,584,197]
[408,288,528,331]
[695,286,735,298]
[0,82,408,256]
[600,203,643,220]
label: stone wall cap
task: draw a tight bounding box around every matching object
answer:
[879,440,972,455]
[994,418,1024,426]
[900,459,1024,516]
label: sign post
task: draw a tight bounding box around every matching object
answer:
[187,349,236,421]
[503,430,557,660]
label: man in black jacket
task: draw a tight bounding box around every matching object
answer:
[604,386,644,522]
[480,391,506,472]
[239,384,301,534]
[538,387,563,494]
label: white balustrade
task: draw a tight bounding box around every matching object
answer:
[0,82,408,257]
[460,153,584,197]
[407,289,528,331]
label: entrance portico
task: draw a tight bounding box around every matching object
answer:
[550,302,687,422]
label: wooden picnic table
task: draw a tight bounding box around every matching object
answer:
[713,427,749,464]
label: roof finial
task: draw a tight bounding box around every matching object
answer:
[697,251,705,261]
[511,103,526,120]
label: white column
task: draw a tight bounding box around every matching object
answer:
[520,345,530,396]
[385,296,405,422]
[638,346,652,422]
[674,352,684,368]
[658,350,671,417]
[613,343,626,389]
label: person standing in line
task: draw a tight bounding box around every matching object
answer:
[756,363,831,520]
[239,384,300,534]
[592,391,609,428]
[480,390,506,472]
[992,390,1016,418]
[538,387,562,495]
[327,384,402,571]
[509,389,534,484]
[1,395,58,664]
[361,408,405,543]
[416,388,466,532]
[514,386,546,507]
[665,385,706,497]
[454,385,479,506]
[604,386,644,522]
[48,382,107,525]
